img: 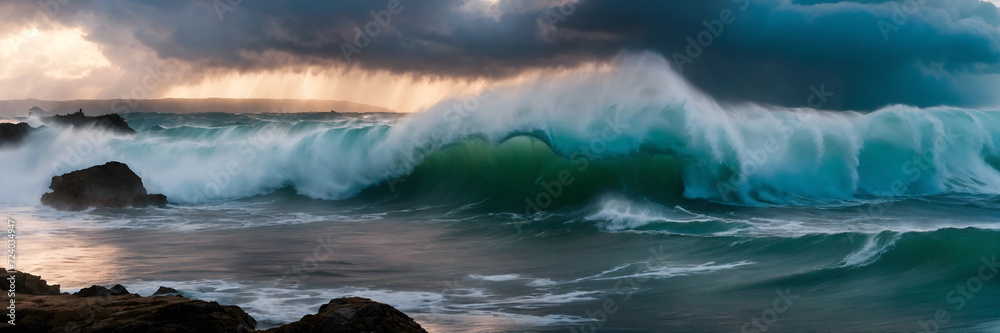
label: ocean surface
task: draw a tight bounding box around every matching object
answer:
[2,56,1000,332]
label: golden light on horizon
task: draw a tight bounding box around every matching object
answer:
[161,69,490,113]
[0,25,614,113]
[156,59,617,112]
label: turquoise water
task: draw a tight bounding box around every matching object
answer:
[3,58,1000,331]
[0,109,998,332]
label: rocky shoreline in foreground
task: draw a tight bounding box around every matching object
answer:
[0,269,428,333]
[2,110,430,332]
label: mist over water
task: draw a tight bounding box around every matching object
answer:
[6,53,1000,207]
[3,53,1000,332]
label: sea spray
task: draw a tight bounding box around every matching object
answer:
[2,53,1000,208]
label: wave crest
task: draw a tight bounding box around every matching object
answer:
[3,53,1000,207]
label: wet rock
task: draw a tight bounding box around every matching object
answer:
[264,297,428,333]
[74,284,131,297]
[4,293,257,333]
[40,161,168,211]
[2,269,61,295]
[1,109,136,148]
[0,122,33,147]
[152,286,180,296]
[0,272,426,333]
[42,109,136,134]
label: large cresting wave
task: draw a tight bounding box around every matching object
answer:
[3,52,1000,208]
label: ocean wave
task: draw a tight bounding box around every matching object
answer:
[3,53,1000,208]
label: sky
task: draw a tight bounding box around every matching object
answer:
[3,0,1000,112]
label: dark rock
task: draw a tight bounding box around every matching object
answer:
[115,299,257,333]
[74,284,130,297]
[0,272,426,333]
[74,285,109,297]
[1,109,136,148]
[4,293,257,333]
[109,284,130,295]
[0,122,33,147]
[142,194,168,206]
[264,297,428,333]
[152,286,180,296]
[2,268,61,295]
[2,109,136,149]
[42,109,136,134]
[40,161,168,211]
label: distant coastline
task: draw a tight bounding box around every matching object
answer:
[0,98,397,118]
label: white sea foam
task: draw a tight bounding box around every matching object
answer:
[117,278,591,331]
[4,53,1000,207]
[588,261,755,281]
[837,233,903,268]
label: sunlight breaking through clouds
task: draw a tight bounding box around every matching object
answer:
[1,27,111,80]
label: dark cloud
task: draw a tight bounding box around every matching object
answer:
[560,0,1000,110]
[5,0,1000,110]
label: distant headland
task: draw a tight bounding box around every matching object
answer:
[0,98,396,118]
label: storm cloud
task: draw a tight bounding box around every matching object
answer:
[5,0,1000,111]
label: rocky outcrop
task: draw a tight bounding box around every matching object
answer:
[264,297,428,333]
[4,293,258,333]
[152,286,180,296]
[0,122,33,147]
[42,109,136,134]
[40,161,168,211]
[4,270,61,295]
[74,284,132,297]
[0,270,427,333]
[1,110,136,148]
